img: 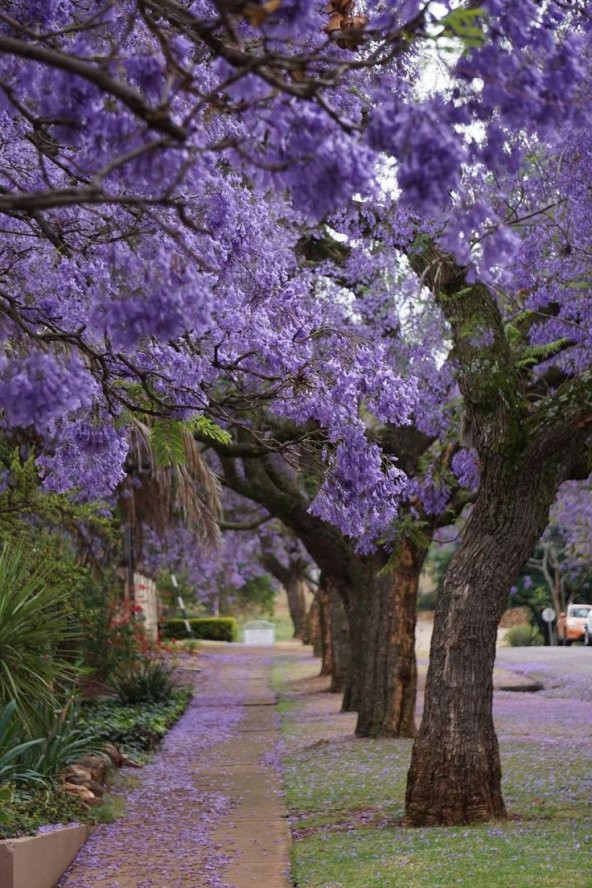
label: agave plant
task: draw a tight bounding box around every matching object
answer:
[0,543,80,728]
[24,699,101,778]
[0,701,44,787]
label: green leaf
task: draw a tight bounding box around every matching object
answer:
[0,544,81,731]
[438,7,487,48]
[191,416,232,446]
[517,338,571,369]
[150,420,186,468]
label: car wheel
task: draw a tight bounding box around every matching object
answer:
[585,631,592,647]
[564,639,572,646]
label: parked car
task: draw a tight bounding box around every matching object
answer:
[584,610,592,647]
[557,603,592,645]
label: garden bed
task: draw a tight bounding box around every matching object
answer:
[0,685,193,887]
[2,687,193,836]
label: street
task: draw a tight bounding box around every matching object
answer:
[496,644,592,701]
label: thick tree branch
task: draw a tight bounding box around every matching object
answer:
[0,35,186,140]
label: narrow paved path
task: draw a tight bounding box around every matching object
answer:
[58,646,292,888]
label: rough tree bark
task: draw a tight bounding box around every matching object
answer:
[405,243,592,825]
[317,573,334,676]
[285,571,308,639]
[329,578,350,693]
[302,595,320,649]
[260,551,310,639]
[355,539,426,738]
[405,461,558,824]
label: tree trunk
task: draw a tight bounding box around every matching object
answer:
[405,464,558,826]
[302,597,319,648]
[329,581,351,693]
[285,573,308,639]
[341,583,366,712]
[355,539,425,738]
[317,574,333,677]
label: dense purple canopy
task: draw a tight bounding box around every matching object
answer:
[0,0,591,548]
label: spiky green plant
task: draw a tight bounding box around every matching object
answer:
[111,658,176,704]
[25,699,101,777]
[0,701,44,787]
[0,543,80,728]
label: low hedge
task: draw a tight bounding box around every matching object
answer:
[160,617,237,642]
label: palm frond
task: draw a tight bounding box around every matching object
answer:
[121,417,221,550]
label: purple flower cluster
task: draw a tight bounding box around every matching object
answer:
[0,353,96,434]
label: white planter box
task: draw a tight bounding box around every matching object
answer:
[243,620,276,646]
[0,823,93,888]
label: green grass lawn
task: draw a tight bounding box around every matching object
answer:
[273,654,592,887]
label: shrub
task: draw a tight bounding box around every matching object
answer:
[506,623,544,647]
[0,543,80,728]
[160,617,237,642]
[111,658,176,704]
[0,702,44,787]
[25,701,101,778]
[0,699,102,786]
[78,577,156,683]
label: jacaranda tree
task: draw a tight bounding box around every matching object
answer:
[1,0,592,827]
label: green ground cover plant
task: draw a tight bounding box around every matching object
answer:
[111,658,177,704]
[273,655,592,888]
[0,786,123,840]
[79,688,192,757]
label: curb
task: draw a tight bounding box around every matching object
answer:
[0,823,93,888]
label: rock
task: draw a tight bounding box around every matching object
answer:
[120,754,143,769]
[62,783,96,803]
[60,765,93,786]
[84,794,106,807]
[104,743,124,767]
[77,753,108,784]
[87,779,105,797]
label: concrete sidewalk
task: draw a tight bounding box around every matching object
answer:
[204,655,292,887]
[58,647,292,888]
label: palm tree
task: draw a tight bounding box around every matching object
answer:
[119,418,222,572]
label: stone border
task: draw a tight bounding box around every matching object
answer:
[0,823,93,888]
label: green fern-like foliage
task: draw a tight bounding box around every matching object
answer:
[378,517,430,576]
[149,416,231,469]
[149,419,187,468]
[190,416,232,446]
[438,7,487,49]
[517,337,571,369]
